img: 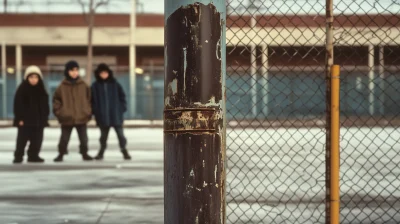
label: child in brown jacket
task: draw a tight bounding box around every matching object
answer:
[53,61,93,162]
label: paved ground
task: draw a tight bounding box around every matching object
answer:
[1,127,400,224]
[0,128,164,224]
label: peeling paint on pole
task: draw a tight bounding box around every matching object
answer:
[164,1,226,223]
[325,0,334,223]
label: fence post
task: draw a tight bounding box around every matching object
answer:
[164,0,226,223]
[325,0,334,223]
[330,65,340,224]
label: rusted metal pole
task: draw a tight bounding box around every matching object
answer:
[325,0,334,223]
[164,0,226,223]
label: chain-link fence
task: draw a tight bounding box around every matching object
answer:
[225,0,400,223]
[335,1,400,223]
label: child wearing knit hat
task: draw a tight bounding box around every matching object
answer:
[13,65,49,164]
[53,60,93,162]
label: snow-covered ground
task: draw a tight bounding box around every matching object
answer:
[0,128,164,224]
[226,127,400,224]
[0,127,399,224]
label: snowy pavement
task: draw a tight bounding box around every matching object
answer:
[226,127,400,224]
[0,128,164,224]
[1,127,400,224]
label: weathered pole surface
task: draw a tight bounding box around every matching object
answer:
[164,0,226,223]
[325,0,334,223]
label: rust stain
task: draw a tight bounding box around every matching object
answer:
[164,108,222,133]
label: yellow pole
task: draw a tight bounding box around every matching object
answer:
[330,65,340,224]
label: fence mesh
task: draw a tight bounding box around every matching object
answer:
[225,0,400,223]
[335,2,400,224]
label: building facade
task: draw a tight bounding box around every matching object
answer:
[0,13,399,121]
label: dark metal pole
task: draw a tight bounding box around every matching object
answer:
[326,0,334,223]
[164,0,226,223]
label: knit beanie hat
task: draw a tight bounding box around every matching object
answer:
[24,65,43,80]
[65,60,79,71]
[64,60,80,78]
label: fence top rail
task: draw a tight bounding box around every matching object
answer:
[227,65,400,73]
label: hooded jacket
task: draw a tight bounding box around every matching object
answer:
[91,63,127,127]
[13,65,49,127]
[53,61,92,126]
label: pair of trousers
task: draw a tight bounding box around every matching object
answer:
[15,126,44,159]
[99,126,127,150]
[58,125,88,154]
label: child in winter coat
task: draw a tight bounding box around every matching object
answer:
[91,63,131,160]
[53,61,93,162]
[13,65,49,164]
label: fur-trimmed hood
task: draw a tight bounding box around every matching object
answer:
[94,63,115,82]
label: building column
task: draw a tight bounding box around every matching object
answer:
[1,42,6,118]
[378,46,385,116]
[129,0,137,118]
[16,44,22,87]
[368,44,375,116]
[261,44,269,117]
[250,16,257,118]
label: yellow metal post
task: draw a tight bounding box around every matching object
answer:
[330,65,340,224]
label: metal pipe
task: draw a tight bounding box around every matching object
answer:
[129,0,137,118]
[368,44,375,116]
[325,0,334,222]
[1,42,6,118]
[330,65,340,224]
[164,0,226,223]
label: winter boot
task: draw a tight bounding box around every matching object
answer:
[95,149,105,160]
[121,149,131,160]
[82,153,93,161]
[13,157,23,164]
[28,156,45,163]
[54,154,64,162]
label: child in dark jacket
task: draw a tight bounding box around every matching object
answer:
[13,65,49,164]
[91,63,131,160]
